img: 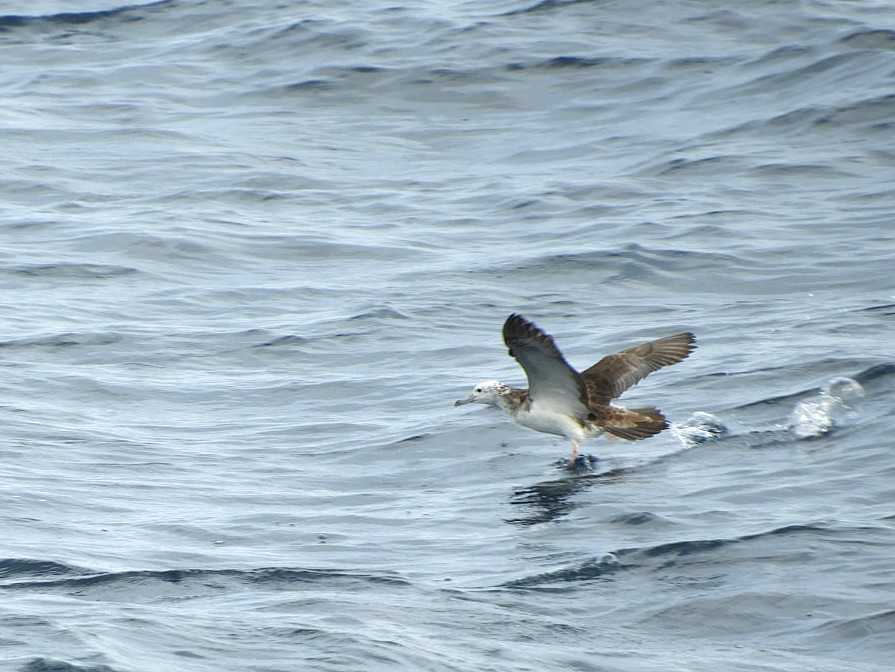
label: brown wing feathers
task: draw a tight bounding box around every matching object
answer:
[594,406,669,441]
[583,332,696,404]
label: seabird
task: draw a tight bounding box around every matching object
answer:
[455,314,696,466]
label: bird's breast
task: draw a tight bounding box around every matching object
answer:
[512,402,585,439]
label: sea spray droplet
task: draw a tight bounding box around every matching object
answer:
[823,376,865,403]
[790,376,864,439]
[672,411,728,447]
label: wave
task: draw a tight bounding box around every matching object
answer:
[1,564,409,597]
[504,55,650,72]
[501,522,855,590]
[855,303,895,316]
[732,363,893,410]
[710,93,895,140]
[854,362,895,385]
[839,29,895,50]
[0,1,171,31]
[481,243,754,281]
[0,332,124,350]
[499,0,601,16]
[19,659,124,672]
[809,608,895,645]
[9,263,138,280]
[609,511,673,526]
[0,558,88,579]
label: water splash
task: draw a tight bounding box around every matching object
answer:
[789,377,864,439]
[672,411,728,447]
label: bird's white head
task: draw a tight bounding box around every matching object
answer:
[454,380,510,407]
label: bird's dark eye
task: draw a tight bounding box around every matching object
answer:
[475,387,481,393]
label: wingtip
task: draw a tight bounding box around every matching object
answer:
[651,407,669,431]
[503,312,531,338]
[672,331,697,356]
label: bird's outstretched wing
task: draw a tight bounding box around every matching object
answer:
[582,332,696,404]
[502,314,589,414]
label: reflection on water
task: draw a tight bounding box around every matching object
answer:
[505,465,629,527]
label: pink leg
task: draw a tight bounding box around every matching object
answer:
[569,440,580,466]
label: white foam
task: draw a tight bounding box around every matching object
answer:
[789,376,864,439]
[672,411,728,447]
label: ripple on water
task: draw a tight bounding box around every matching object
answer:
[19,659,124,672]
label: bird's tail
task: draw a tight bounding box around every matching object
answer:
[602,406,668,441]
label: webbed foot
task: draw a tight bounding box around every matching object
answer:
[564,454,598,473]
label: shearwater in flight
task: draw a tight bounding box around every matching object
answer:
[455,314,696,466]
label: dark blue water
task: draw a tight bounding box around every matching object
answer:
[2,1,895,670]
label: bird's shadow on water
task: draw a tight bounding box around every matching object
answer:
[504,456,630,527]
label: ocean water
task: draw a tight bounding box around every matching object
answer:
[2,1,895,670]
